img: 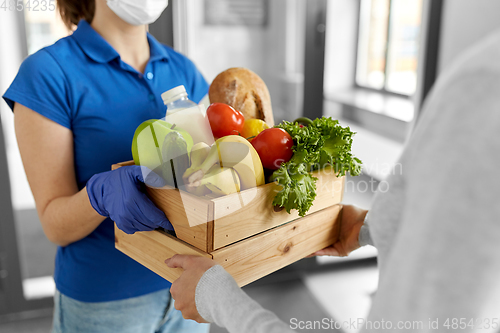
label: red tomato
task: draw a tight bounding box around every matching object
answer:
[251,128,294,170]
[206,103,245,138]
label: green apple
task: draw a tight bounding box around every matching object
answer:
[131,119,193,171]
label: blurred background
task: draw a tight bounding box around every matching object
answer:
[1,0,500,332]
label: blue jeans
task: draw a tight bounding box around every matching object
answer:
[51,288,210,333]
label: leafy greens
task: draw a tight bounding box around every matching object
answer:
[272,117,362,217]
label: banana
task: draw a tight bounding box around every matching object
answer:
[184,142,211,180]
[200,165,241,197]
[183,142,212,196]
[161,131,190,188]
[217,138,265,190]
[191,142,211,165]
[184,135,265,191]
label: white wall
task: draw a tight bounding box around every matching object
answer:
[176,0,305,122]
[324,0,359,95]
[438,0,500,74]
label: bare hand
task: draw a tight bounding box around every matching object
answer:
[165,255,218,323]
[310,204,368,257]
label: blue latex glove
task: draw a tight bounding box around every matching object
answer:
[86,165,173,234]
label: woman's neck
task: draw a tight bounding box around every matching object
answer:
[91,3,150,74]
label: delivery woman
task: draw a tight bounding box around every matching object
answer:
[2,0,209,332]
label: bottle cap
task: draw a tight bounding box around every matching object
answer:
[161,85,187,105]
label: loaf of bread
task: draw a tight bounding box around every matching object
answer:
[209,68,274,127]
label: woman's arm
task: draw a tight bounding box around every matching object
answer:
[14,103,105,246]
[167,255,294,333]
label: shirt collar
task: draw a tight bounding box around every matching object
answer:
[147,33,170,62]
[72,20,120,63]
[72,20,170,64]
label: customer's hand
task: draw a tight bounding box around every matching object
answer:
[86,165,173,234]
[311,204,368,257]
[165,255,218,323]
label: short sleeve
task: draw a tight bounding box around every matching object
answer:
[2,49,72,129]
[183,57,209,104]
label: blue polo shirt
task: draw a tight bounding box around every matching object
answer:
[2,20,209,302]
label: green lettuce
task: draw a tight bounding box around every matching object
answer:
[271,117,362,216]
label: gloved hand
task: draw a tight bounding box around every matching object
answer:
[86,165,173,234]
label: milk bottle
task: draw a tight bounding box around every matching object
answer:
[161,86,214,145]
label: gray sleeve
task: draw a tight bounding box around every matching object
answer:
[195,265,294,333]
[361,34,500,332]
[358,212,373,247]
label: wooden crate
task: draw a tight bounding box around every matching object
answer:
[112,161,344,287]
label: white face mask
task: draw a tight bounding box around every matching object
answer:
[107,0,169,26]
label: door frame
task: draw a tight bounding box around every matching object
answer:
[302,0,328,119]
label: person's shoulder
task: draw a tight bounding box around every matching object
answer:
[424,28,500,109]
[21,35,77,71]
[19,47,59,76]
[464,28,500,68]
[160,44,198,68]
[441,29,500,81]
[417,28,500,133]
[158,43,181,58]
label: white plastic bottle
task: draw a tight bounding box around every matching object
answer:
[162,85,198,112]
[161,85,214,145]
